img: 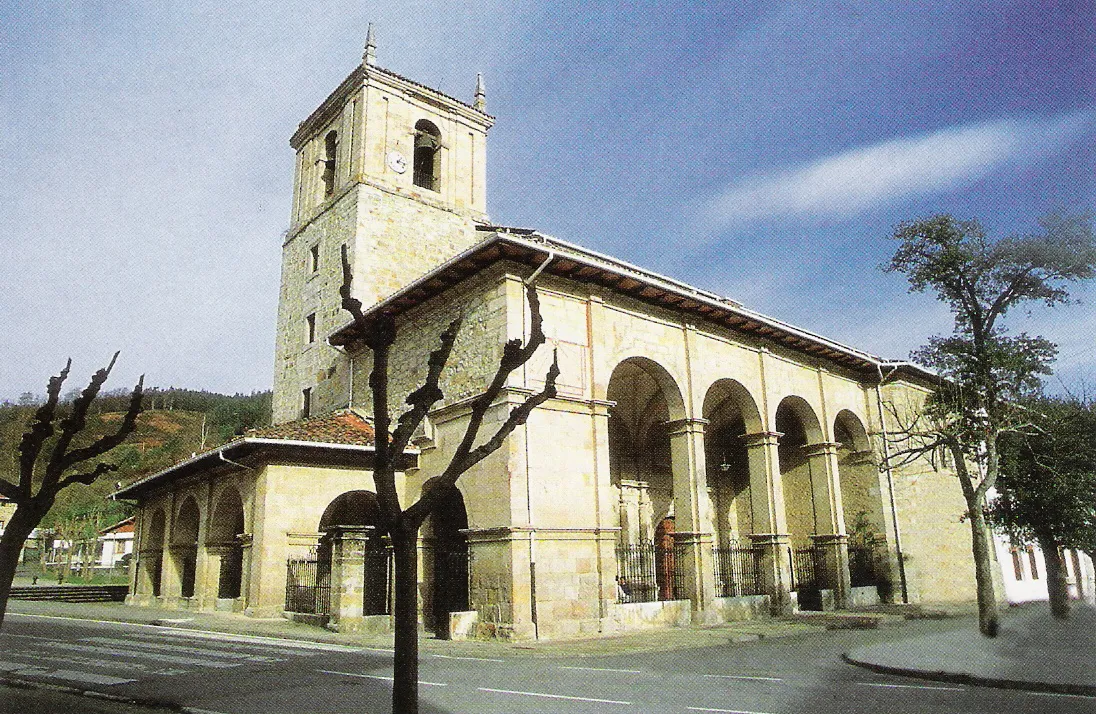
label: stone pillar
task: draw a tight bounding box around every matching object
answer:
[810,533,851,609]
[590,399,620,626]
[326,526,372,632]
[741,432,792,614]
[161,546,184,603]
[803,442,851,607]
[198,543,230,610]
[238,534,253,609]
[666,417,716,615]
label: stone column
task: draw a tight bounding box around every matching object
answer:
[666,417,716,616]
[325,525,372,633]
[741,432,793,614]
[199,543,231,610]
[238,534,254,610]
[803,442,851,607]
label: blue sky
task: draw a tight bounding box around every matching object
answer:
[1,2,1094,400]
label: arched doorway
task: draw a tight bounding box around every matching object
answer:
[319,490,390,615]
[144,509,166,597]
[607,357,686,602]
[209,489,246,600]
[173,497,200,599]
[834,410,887,593]
[425,486,469,636]
[775,397,825,609]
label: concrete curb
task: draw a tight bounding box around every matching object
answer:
[841,652,1096,698]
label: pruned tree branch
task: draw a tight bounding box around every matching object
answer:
[390,316,463,457]
[17,359,70,496]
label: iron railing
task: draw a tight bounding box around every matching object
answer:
[363,536,394,616]
[284,547,330,615]
[789,545,828,592]
[615,541,687,603]
[712,541,764,597]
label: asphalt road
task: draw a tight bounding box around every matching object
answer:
[1,613,1094,714]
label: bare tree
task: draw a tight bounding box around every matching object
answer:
[340,247,558,714]
[881,212,1096,637]
[0,355,143,629]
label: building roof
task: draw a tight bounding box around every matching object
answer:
[330,228,936,383]
[112,411,413,501]
[244,410,376,446]
[99,516,135,536]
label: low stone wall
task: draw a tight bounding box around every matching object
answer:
[847,585,882,608]
[711,594,770,621]
[608,599,692,631]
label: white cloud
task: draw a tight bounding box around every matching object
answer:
[705,110,1095,226]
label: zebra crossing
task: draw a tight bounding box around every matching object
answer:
[0,628,321,688]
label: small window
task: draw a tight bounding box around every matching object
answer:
[413,120,441,191]
[1027,547,1039,580]
[1011,549,1024,580]
[302,388,312,418]
[309,245,320,273]
[323,131,338,197]
[306,313,317,344]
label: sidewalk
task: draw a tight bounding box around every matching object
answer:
[845,602,1096,696]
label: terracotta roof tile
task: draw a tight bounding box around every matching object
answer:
[243,410,376,447]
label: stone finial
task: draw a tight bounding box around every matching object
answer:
[473,72,486,112]
[363,23,377,66]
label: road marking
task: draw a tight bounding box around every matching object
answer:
[559,665,644,674]
[687,708,775,714]
[318,669,448,686]
[84,637,282,662]
[1030,691,1096,699]
[479,687,631,705]
[703,674,784,682]
[42,641,242,668]
[0,659,136,686]
[430,654,505,662]
[856,682,965,692]
[8,613,383,654]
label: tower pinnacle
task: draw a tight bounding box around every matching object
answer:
[474,73,486,112]
[363,23,377,66]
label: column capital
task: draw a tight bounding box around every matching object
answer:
[801,441,841,457]
[664,417,709,436]
[748,532,791,546]
[810,533,849,545]
[740,431,783,448]
[323,525,376,542]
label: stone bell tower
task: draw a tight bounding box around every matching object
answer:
[272,25,495,424]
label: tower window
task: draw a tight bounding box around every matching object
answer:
[309,245,320,273]
[322,131,338,197]
[306,313,317,343]
[302,388,312,418]
[413,120,441,192]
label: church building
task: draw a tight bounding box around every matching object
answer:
[116,28,979,640]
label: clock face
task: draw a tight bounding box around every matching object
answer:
[386,151,407,174]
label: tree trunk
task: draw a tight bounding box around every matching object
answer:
[1037,534,1070,620]
[391,523,421,714]
[968,507,1000,637]
[0,508,42,631]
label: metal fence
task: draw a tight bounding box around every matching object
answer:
[363,537,394,616]
[712,541,764,597]
[615,541,688,603]
[789,545,828,592]
[284,547,330,615]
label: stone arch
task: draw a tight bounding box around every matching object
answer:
[413,119,442,191]
[607,357,686,546]
[423,486,469,636]
[173,496,201,598]
[702,379,764,544]
[318,490,389,616]
[775,396,824,545]
[144,508,166,597]
[834,410,885,545]
[209,487,246,600]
